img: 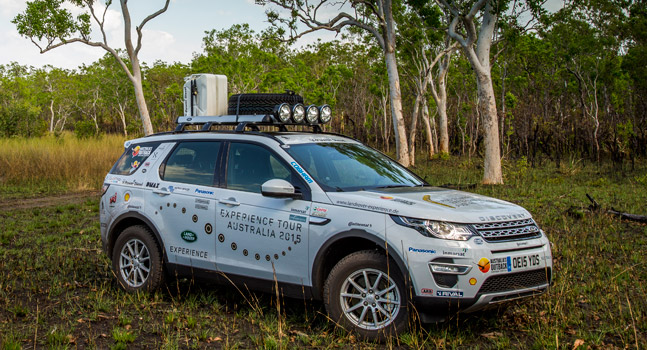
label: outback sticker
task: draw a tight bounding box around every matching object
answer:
[408,247,436,254]
[490,257,509,273]
[290,162,314,184]
[181,230,197,243]
[478,257,490,273]
[422,195,455,208]
[436,290,463,298]
[132,146,152,157]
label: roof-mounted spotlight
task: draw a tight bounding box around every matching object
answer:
[306,105,319,124]
[319,105,332,124]
[292,104,305,123]
[274,103,292,123]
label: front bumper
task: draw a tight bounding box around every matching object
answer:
[404,232,553,318]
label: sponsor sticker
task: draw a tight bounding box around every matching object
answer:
[124,192,131,202]
[380,196,415,205]
[469,278,477,285]
[290,161,314,184]
[408,247,436,254]
[289,214,307,223]
[348,222,372,228]
[109,193,117,205]
[181,230,197,243]
[473,237,484,245]
[478,257,490,273]
[131,160,140,171]
[195,188,214,195]
[436,290,464,298]
[146,182,159,188]
[422,194,455,208]
[490,257,509,273]
[421,288,434,295]
[311,206,328,217]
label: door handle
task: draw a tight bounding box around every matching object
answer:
[153,189,170,196]
[218,198,240,206]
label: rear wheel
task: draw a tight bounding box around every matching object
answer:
[323,250,408,341]
[112,225,164,292]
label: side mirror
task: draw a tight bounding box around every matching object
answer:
[261,179,302,199]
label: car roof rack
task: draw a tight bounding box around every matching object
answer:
[174,115,323,133]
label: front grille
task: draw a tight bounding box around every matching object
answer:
[472,219,541,242]
[478,268,551,295]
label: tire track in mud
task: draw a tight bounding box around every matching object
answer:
[0,191,100,212]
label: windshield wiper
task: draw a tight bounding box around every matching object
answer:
[373,185,413,189]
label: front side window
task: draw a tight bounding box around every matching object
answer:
[226,143,293,193]
[286,142,423,192]
[111,142,161,175]
[161,141,221,186]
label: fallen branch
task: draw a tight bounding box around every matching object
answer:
[586,194,647,224]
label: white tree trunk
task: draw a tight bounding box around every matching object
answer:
[476,70,503,184]
[437,71,450,154]
[421,98,435,159]
[384,41,410,166]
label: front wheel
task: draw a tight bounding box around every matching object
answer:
[112,225,164,292]
[323,250,408,341]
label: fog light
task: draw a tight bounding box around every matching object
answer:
[429,263,472,275]
[319,105,332,123]
[305,105,319,124]
[292,104,305,123]
[275,103,291,123]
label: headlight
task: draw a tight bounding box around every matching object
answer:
[305,105,319,124]
[392,216,474,241]
[319,105,332,123]
[292,104,305,123]
[275,103,292,123]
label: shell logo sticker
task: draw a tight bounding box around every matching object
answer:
[124,192,131,202]
[469,278,477,285]
[478,258,490,273]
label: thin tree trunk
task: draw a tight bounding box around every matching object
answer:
[385,51,410,166]
[476,70,503,184]
[421,98,435,159]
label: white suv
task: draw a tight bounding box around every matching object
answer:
[100,95,552,340]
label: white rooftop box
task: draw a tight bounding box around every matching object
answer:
[183,74,228,116]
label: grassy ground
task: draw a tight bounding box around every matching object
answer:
[0,147,646,348]
[0,133,125,199]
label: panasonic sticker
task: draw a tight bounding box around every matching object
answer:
[290,162,314,184]
[408,247,436,254]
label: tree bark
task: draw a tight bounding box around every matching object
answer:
[476,70,503,184]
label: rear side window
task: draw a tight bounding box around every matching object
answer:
[160,141,221,187]
[110,142,161,175]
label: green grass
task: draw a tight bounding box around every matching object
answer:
[0,156,645,348]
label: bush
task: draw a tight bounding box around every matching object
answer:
[74,119,98,139]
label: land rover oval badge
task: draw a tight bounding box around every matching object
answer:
[181,230,197,243]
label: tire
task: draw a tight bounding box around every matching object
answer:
[323,250,408,341]
[227,92,304,115]
[112,225,164,292]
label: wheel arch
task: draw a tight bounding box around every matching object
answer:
[107,212,166,263]
[311,229,409,300]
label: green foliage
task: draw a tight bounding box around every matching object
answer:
[73,119,97,139]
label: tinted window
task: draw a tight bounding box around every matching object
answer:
[111,142,161,175]
[226,143,293,193]
[161,141,220,186]
[286,142,423,191]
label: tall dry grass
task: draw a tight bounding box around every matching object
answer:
[0,133,126,191]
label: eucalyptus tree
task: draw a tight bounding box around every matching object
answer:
[13,0,171,136]
[262,0,412,166]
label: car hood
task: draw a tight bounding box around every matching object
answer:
[326,186,532,224]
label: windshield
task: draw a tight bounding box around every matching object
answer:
[286,142,424,192]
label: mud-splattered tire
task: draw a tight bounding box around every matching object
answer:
[323,250,408,341]
[227,92,304,115]
[112,225,164,292]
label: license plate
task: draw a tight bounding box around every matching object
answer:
[491,254,541,273]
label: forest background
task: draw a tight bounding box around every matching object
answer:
[0,0,645,177]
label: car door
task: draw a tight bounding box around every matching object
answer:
[151,140,222,270]
[215,141,312,285]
